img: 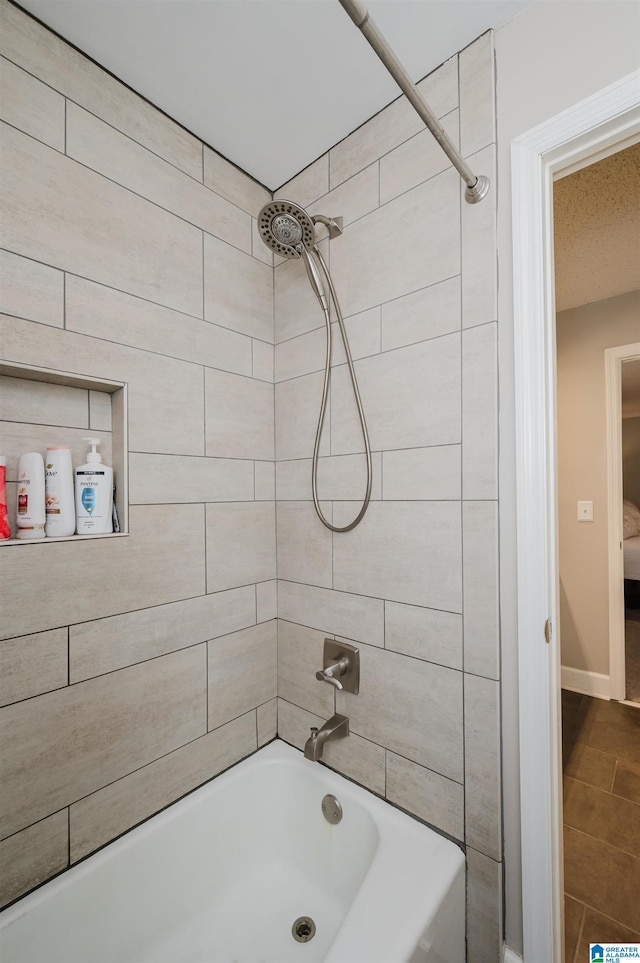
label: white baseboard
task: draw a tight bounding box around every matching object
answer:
[561,665,610,700]
[503,946,523,963]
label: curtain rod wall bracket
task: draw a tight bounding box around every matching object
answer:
[338,0,490,204]
[465,175,491,204]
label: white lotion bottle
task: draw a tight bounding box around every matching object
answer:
[75,438,113,534]
[16,452,46,539]
[45,446,76,537]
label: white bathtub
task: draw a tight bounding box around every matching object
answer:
[0,740,465,963]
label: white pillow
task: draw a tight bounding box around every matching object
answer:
[623,499,640,539]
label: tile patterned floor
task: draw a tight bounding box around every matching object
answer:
[626,608,640,704]
[562,690,640,962]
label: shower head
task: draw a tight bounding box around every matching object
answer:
[258,200,316,258]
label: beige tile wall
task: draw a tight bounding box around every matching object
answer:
[274,34,502,960]
[0,0,275,908]
[2,7,502,956]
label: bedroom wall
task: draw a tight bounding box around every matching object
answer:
[556,290,640,678]
[623,417,640,508]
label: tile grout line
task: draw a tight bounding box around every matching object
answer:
[1,118,67,157]
[323,97,462,196]
[458,56,467,851]
[3,241,465,351]
[203,501,208,602]
[277,696,464,789]
[568,887,640,946]
[384,747,387,799]
[2,706,260,857]
[5,93,262,251]
[275,325,464,387]
[0,306,260,380]
[571,902,586,963]
[12,116,256,262]
[273,271,464,346]
[383,599,386,650]
[2,243,259,335]
[201,229,205,320]
[272,201,280,734]
[206,631,209,735]
[1,50,265,200]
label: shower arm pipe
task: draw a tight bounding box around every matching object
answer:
[337,0,490,204]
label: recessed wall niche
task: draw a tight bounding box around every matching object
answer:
[0,362,128,544]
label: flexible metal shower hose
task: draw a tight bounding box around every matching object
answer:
[310,247,372,532]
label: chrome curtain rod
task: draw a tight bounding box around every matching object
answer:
[338,0,490,204]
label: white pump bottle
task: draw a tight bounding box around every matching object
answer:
[75,438,113,534]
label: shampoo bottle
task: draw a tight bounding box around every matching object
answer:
[75,438,113,534]
[45,447,76,537]
[16,452,46,539]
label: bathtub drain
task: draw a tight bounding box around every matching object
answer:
[292,917,316,943]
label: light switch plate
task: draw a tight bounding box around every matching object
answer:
[577,500,594,522]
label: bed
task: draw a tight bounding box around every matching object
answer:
[624,535,640,581]
[624,500,640,608]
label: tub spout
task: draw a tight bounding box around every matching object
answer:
[304,714,349,762]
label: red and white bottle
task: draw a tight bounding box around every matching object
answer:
[16,452,46,540]
[0,455,11,540]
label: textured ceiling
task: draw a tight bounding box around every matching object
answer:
[554,142,640,313]
[16,0,532,189]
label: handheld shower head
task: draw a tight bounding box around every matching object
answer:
[258,200,316,259]
[258,199,372,534]
[258,199,328,310]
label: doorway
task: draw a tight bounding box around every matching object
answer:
[608,347,640,705]
[554,144,640,956]
[621,357,640,703]
[512,71,640,962]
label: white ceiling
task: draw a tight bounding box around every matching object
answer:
[16,0,532,189]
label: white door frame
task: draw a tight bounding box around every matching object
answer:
[607,342,640,701]
[512,71,640,962]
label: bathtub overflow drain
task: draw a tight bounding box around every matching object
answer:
[321,793,343,824]
[292,917,316,943]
